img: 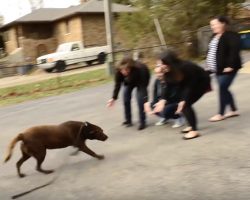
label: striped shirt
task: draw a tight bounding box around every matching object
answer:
[206,37,219,72]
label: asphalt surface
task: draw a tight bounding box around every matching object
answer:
[0,59,250,200]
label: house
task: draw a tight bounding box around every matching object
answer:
[233,0,250,20]
[0,0,136,64]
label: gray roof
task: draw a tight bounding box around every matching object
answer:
[72,0,137,13]
[0,0,137,29]
[242,2,250,10]
[15,8,71,22]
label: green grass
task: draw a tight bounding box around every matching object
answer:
[0,69,112,107]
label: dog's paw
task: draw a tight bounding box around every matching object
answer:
[44,170,54,174]
[97,155,105,160]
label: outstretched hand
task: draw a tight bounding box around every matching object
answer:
[107,99,115,108]
[152,100,166,114]
[144,102,153,114]
[223,67,233,73]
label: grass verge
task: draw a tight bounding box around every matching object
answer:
[0,69,112,107]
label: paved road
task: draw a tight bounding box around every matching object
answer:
[0,59,250,200]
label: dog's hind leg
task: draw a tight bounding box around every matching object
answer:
[16,143,31,178]
[34,148,54,174]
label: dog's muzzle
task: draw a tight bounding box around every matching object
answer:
[101,134,108,141]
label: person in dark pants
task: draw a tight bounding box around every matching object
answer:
[107,57,150,130]
[153,50,211,140]
[206,16,242,122]
[144,67,185,127]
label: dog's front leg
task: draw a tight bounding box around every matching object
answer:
[70,148,80,156]
[79,144,104,160]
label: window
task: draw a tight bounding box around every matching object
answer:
[65,20,70,34]
[71,43,80,51]
[4,31,9,42]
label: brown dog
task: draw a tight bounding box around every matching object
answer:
[4,121,108,178]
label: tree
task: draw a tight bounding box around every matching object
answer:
[28,0,44,11]
[0,15,4,26]
[116,0,245,57]
[112,0,133,5]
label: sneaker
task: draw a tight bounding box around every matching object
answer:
[172,117,185,128]
[122,121,132,125]
[155,118,167,126]
[126,123,133,127]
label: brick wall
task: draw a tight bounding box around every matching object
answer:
[5,27,18,54]
[20,37,58,63]
[54,14,107,47]
[54,16,83,44]
[82,14,107,47]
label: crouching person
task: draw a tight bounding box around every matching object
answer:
[144,67,185,128]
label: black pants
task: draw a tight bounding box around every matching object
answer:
[182,81,210,131]
[217,73,237,115]
[123,86,146,125]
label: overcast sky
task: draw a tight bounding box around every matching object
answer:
[0,0,80,24]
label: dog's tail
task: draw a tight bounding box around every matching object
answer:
[4,133,23,163]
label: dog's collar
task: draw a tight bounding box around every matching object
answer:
[74,124,84,147]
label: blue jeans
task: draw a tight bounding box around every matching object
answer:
[123,86,146,125]
[162,103,179,119]
[151,103,180,120]
[217,73,237,115]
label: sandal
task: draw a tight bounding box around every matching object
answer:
[209,114,225,122]
[224,112,240,119]
[183,131,200,140]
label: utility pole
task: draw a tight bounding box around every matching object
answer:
[154,18,167,47]
[104,0,114,75]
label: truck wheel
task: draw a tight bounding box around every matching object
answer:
[55,60,66,72]
[45,68,54,73]
[98,52,106,64]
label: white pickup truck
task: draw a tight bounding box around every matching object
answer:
[36,41,108,72]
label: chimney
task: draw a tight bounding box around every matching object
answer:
[80,0,90,4]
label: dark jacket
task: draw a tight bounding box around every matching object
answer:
[161,82,182,104]
[164,61,210,103]
[214,31,242,75]
[152,79,163,106]
[112,62,150,100]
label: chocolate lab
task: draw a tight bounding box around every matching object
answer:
[3,121,108,178]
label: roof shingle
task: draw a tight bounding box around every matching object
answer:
[0,0,137,29]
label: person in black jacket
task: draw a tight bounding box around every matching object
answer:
[107,57,150,130]
[207,16,241,122]
[153,50,211,139]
